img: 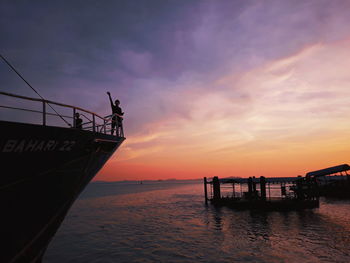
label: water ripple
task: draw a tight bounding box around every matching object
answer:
[45,182,350,263]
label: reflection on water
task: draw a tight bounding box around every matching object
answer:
[45,181,350,263]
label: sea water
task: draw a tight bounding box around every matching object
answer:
[44,180,350,263]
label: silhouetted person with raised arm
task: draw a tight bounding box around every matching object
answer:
[107,91,124,136]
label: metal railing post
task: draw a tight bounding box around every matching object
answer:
[120,121,124,137]
[42,101,46,126]
[103,119,106,134]
[73,108,76,128]
[92,114,96,132]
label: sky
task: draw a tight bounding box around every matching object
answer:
[1,0,350,181]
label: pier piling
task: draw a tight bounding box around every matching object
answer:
[260,176,266,200]
[204,177,208,204]
[247,177,253,199]
[212,176,221,200]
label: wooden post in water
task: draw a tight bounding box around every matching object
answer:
[248,177,253,199]
[296,177,303,200]
[260,176,266,201]
[232,182,235,198]
[281,183,286,197]
[213,176,221,201]
[204,177,208,204]
[252,177,257,199]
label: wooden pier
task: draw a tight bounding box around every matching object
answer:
[204,176,319,211]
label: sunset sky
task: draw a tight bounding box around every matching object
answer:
[1,0,350,181]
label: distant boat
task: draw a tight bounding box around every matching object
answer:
[0,91,125,263]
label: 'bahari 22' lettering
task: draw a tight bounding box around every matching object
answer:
[2,140,76,153]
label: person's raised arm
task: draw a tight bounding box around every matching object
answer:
[107,91,113,108]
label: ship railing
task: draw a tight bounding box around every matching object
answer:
[0,91,124,137]
[81,114,124,137]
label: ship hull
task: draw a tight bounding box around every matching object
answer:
[0,121,124,263]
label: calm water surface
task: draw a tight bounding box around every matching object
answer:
[44,181,350,263]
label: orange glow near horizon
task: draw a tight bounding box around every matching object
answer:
[96,39,350,182]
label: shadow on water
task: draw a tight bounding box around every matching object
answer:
[211,207,224,231]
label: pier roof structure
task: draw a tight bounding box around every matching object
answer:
[306,164,350,178]
[218,177,300,184]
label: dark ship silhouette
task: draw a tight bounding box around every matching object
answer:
[0,55,125,263]
[1,90,125,263]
